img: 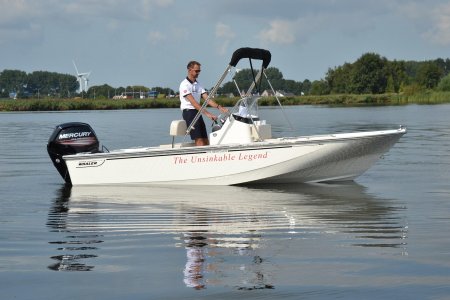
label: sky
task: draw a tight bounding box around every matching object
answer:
[2,0,450,91]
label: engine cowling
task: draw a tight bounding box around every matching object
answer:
[47,122,100,184]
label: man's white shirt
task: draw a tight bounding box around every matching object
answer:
[179,78,206,110]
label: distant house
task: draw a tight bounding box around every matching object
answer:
[147,90,159,98]
[113,93,128,99]
[275,90,295,97]
[261,90,294,97]
[261,90,274,97]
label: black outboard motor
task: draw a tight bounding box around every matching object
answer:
[47,122,100,185]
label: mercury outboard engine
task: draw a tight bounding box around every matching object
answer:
[47,122,100,185]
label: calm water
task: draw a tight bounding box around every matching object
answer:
[1,105,450,299]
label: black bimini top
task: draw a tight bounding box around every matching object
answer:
[229,47,271,69]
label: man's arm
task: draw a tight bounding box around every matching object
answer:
[201,93,228,114]
[185,94,216,121]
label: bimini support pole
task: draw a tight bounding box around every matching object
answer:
[183,65,232,142]
[263,70,294,130]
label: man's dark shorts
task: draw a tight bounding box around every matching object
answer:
[182,109,208,140]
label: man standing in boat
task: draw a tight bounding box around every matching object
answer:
[179,61,228,146]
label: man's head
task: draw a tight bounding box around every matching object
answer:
[187,61,201,80]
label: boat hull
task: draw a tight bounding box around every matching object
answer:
[63,128,406,186]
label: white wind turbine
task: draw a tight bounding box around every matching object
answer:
[73,61,91,93]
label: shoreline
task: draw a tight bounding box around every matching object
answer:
[1,92,450,111]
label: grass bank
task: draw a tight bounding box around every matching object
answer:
[259,92,450,106]
[1,92,450,111]
[0,98,180,111]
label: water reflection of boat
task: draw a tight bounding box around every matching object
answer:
[47,187,102,271]
[47,183,407,288]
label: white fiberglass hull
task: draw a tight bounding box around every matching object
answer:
[63,128,406,186]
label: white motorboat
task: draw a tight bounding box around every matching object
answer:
[47,48,406,186]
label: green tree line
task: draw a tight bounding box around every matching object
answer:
[0,70,78,98]
[0,69,175,99]
[219,54,450,96]
[313,53,450,95]
[3,52,450,99]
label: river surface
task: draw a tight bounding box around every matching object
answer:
[1,105,450,299]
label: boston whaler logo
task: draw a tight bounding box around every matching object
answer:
[77,160,104,168]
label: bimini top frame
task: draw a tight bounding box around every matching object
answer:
[184,48,272,138]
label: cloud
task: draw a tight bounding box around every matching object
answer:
[257,15,326,46]
[0,0,34,22]
[258,20,296,45]
[62,0,174,22]
[215,22,236,55]
[0,22,43,46]
[137,0,174,20]
[0,0,176,44]
[424,3,450,45]
[396,1,450,46]
[144,0,174,7]
[0,0,45,45]
[147,30,166,44]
